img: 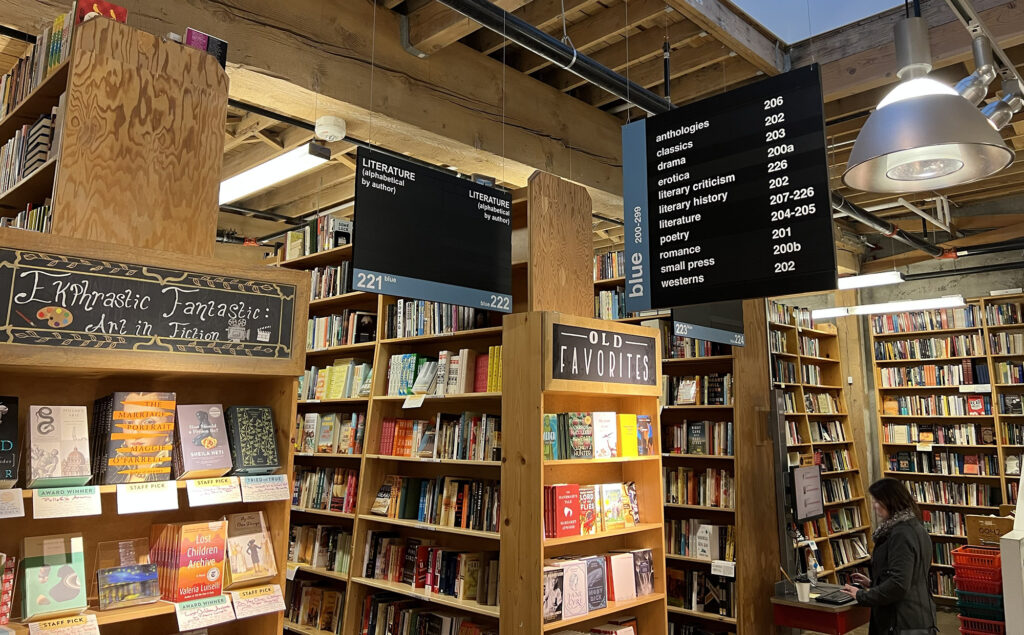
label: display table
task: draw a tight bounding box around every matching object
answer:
[771,585,870,635]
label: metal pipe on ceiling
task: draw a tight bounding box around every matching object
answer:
[903,259,1024,281]
[432,0,674,115]
[831,192,950,259]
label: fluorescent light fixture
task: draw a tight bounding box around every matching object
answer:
[810,307,850,320]
[837,271,905,290]
[848,295,965,316]
[219,143,331,205]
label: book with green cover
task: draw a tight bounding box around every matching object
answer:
[21,533,87,621]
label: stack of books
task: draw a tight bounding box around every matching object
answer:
[284,216,351,259]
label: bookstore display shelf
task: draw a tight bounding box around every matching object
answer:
[278,244,352,269]
[359,514,500,540]
[296,397,369,405]
[769,322,797,330]
[800,354,841,363]
[378,325,504,345]
[283,619,333,635]
[351,577,500,618]
[874,356,987,364]
[593,276,625,289]
[292,452,362,459]
[662,453,734,460]
[0,157,57,211]
[884,471,1002,480]
[883,443,997,449]
[812,441,852,447]
[290,507,355,520]
[542,522,663,548]
[664,355,735,363]
[665,605,737,625]
[664,503,735,512]
[8,602,178,632]
[19,481,189,498]
[824,496,865,507]
[801,383,843,390]
[663,404,734,411]
[986,323,1024,331]
[879,414,994,419]
[0,59,69,141]
[872,326,983,337]
[996,383,1024,387]
[287,562,349,583]
[797,326,837,337]
[931,562,955,569]
[772,351,800,359]
[917,502,1000,510]
[544,455,661,466]
[821,469,858,476]
[811,525,872,542]
[362,454,500,467]
[543,594,668,632]
[930,533,968,541]
[835,557,872,571]
[666,553,721,565]
[373,391,502,402]
[305,341,376,357]
[877,385,976,390]
[308,291,377,311]
[992,353,1024,359]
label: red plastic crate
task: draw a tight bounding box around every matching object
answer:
[959,615,1006,635]
[955,575,1003,595]
[952,546,1001,570]
[955,564,1003,583]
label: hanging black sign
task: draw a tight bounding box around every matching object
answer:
[552,323,657,385]
[0,248,295,357]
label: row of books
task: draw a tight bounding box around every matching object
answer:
[1002,423,1024,445]
[782,391,801,413]
[934,542,955,566]
[307,310,377,350]
[667,569,734,618]
[291,466,359,514]
[923,509,966,537]
[0,201,52,233]
[378,412,501,462]
[985,301,1021,326]
[819,448,852,472]
[822,476,854,504]
[800,335,823,357]
[298,412,365,455]
[991,331,1023,355]
[887,450,998,476]
[873,334,984,361]
[828,506,863,533]
[805,392,841,414]
[769,329,788,354]
[995,360,1024,385]
[665,519,734,561]
[284,215,351,260]
[664,333,730,360]
[299,358,373,401]
[2,396,278,489]
[904,480,999,507]
[544,550,654,623]
[877,361,988,388]
[785,419,803,445]
[665,373,733,406]
[288,524,353,576]
[358,593,495,635]
[768,300,813,328]
[811,420,847,443]
[871,306,981,334]
[286,578,344,634]
[387,347,501,396]
[1008,481,1018,505]
[543,482,639,538]
[1,113,56,193]
[383,298,494,339]
[772,359,797,384]
[361,531,499,605]
[309,262,352,301]
[542,412,656,460]
[594,250,624,281]
[881,394,991,417]
[882,422,993,445]
[0,9,74,119]
[929,570,955,598]
[802,363,824,386]
[594,287,627,321]
[370,475,500,533]
[663,467,734,509]
[829,534,869,566]
[663,420,733,456]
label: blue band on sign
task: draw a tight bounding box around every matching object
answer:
[353,269,512,314]
[673,321,745,347]
[622,120,651,313]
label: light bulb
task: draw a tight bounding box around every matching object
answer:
[877,77,958,109]
[884,145,965,181]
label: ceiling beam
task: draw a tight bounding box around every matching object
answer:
[467,0,597,55]
[221,126,314,179]
[861,220,1024,272]
[238,162,356,212]
[663,0,785,75]
[406,0,529,55]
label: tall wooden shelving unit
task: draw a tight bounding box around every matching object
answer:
[768,304,872,586]
[982,293,1024,509]
[609,301,779,634]
[869,298,1014,602]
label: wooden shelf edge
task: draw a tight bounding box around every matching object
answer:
[543,522,661,548]
[362,454,500,467]
[543,593,666,631]
[350,577,500,618]
[665,604,736,624]
[378,325,503,345]
[359,514,500,540]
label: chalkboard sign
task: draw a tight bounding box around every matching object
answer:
[352,148,512,312]
[622,64,836,312]
[0,248,295,358]
[552,323,656,385]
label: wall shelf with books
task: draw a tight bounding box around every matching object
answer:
[768,300,872,589]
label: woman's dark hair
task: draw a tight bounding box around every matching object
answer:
[868,477,921,519]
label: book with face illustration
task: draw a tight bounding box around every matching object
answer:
[224,511,277,589]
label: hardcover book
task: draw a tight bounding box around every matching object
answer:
[95,392,176,484]
[582,555,608,611]
[0,397,17,488]
[604,552,636,601]
[542,566,563,623]
[636,414,655,456]
[21,533,87,621]
[601,483,626,531]
[225,406,280,475]
[542,413,559,461]
[592,412,617,458]
[27,405,91,488]
[579,485,599,534]
[567,412,594,459]
[224,511,277,589]
[175,404,232,479]
[558,559,587,619]
[150,520,227,602]
[552,483,581,538]
[616,414,638,457]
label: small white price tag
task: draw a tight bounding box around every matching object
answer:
[916,443,933,453]
[0,489,25,518]
[711,560,736,578]
[228,584,286,620]
[28,614,100,634]
[403,394,426,409]
[116,481,178,514]
[186,477,242,507]
[239,474,290,503]
[175,595,236,631]
[32,486,101,519]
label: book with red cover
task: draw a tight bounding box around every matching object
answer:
[552,484,581,538]
[76,0,127,23]
[967,395,986,416]
[474,354,489,393]
[963,454,980,475]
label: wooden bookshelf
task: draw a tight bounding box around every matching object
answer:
[769,302,873,587]
[868,297,1024,601]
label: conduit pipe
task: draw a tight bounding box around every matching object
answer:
[433,0,674,115]
[831,192,951,259]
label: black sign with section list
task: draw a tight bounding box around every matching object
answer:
[552,323,657,385]
[622,64,836,312]
[0,248,295,358]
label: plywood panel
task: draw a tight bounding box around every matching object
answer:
[52,18,228,257]
[527,172,593,316]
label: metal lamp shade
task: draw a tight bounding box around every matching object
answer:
[842,93,1014,192]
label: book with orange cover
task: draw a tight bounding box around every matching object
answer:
[150,520,227,602]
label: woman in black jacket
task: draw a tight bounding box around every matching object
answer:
[841,478,936,634]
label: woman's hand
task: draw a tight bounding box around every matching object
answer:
[850,573,871,588]
[841,584,860,599]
